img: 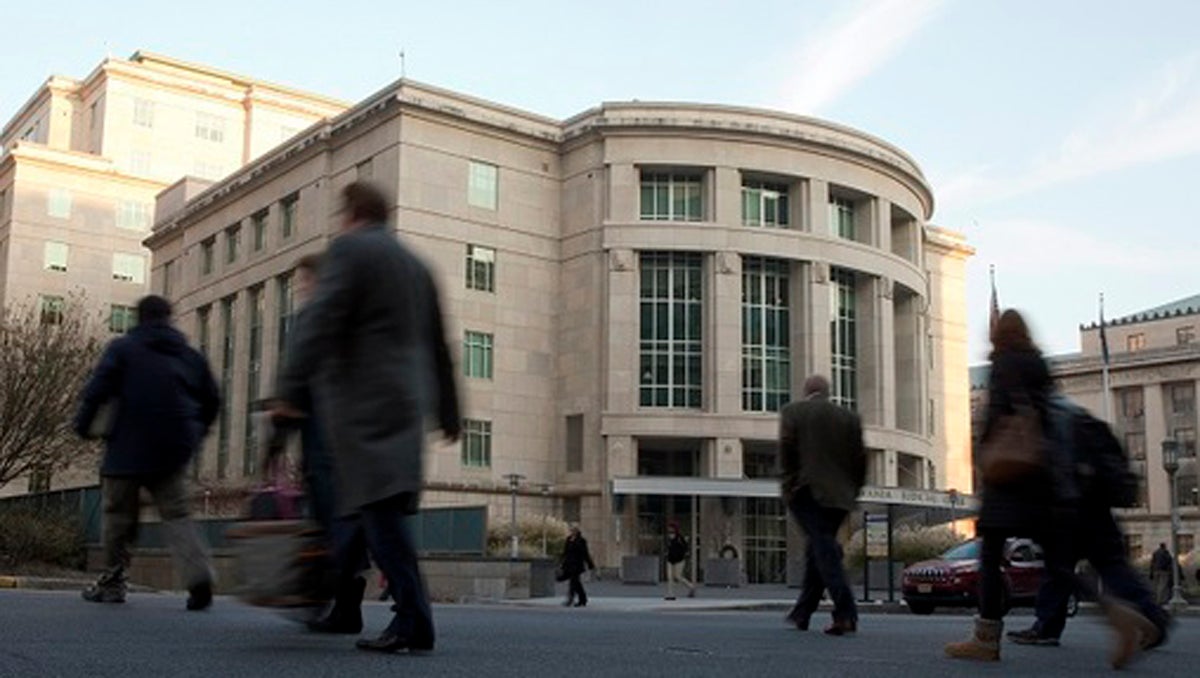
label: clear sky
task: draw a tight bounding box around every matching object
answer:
[4,0,1197,362]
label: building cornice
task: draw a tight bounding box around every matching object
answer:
[924,224,974,258]
[1051,344,1200,377]
[6,142,166,190]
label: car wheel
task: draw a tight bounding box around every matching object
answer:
[1066,593,1079,618]
[907,600,935,615]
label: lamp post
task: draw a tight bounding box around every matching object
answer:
[1161,438,1188,612]
[948,489,959,535]
[504,473,525,559]
[539,483,553,556]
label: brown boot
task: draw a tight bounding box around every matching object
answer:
[1103,598,1158,669]
[945,617,1002,662]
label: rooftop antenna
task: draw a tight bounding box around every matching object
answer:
[399,49,406,79]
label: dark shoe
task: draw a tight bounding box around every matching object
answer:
[1007,628,1060,646]
[83,569,127,604]
[823,619,857,636]
[307,577,365,634]
[355,632,434,654]
[664,596,677,601]
[785,612,810,631]
[687,588,696,598]
[186,581,213,611]
[574,600,587,607]
[562,599,574,607]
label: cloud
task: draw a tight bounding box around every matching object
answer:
[938,52,1200,212]
[971,217,1200,273]
[778,0,946,114]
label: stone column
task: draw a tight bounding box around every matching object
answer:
[709,438,743,479]
[1144,383,1169,515]
[856,276,895,429]
[608,164,639,221]
[712,167,740,225]
[711,252,742,414]
[606,249,638,412]
[808,180,831,237]
[799,261,832,382]
[603,435,636,566]
[875,198,892,252]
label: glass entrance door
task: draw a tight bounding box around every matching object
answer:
[744,497,787,583]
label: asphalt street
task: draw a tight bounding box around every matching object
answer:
[0,590,1194,678]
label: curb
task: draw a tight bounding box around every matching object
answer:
[0,575,156,593]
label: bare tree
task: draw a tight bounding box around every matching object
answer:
[0,297,105,490]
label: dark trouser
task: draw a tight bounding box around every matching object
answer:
[978,528,1009,620]
[300,415,336,533]
[334,493,433,643]
[567,573,587,605]
[1032,502,1167,637]
[102,472,213,588]
[787,487,856,624]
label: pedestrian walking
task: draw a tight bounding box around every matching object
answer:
[74,295,220,610]
[946,310,1164,668]
[275,181,460,654]
[779,374,866,636]
[560,526,596,607]
[1151,543,1173,606]
[664,521,696,600]
[265,252,371,633]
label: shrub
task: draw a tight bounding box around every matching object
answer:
[487,515,570,559]
[0,507,86,570]
[844,524,963,570]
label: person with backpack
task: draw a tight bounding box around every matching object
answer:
[73,295,220,610]
[664,521,696,600]
[1004,397,1169,667]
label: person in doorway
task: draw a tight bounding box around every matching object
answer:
[1151,543,1174,606]
[779,374,866,636]
[74,295,220,610]
[664,521,696,600]
[274,181,460,654]
[560,526,596,607]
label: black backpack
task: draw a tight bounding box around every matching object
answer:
[1072,411,1138,508]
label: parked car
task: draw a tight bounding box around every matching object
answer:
[902,538,1078,616]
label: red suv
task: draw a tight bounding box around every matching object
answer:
[902,538,1075,615]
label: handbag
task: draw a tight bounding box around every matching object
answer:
[978,401,1046,485]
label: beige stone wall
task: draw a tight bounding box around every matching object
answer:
[925,227,974,494]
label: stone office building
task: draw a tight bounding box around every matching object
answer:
[146,79,973,579]
[0,51,344,496]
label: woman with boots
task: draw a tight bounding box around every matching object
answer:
[945,309,1056,662]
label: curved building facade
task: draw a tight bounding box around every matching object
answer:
[146,81,973,581]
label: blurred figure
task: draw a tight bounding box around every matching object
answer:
[663,521,695,600]
[560,526,596,607]
[780,374,866,636]
[275,182,459,654]
[74,295,219,610]
[946,310,1163,667]
[1151,543,1173,606]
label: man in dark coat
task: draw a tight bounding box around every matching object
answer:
[275,181,460,653]
[1151,543,1174,605]
[560,526,596,607]
[74,295,219,610]
[779,374,866,636]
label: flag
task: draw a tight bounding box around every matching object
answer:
[1099,293,1110,366]
[988,265,1000,336]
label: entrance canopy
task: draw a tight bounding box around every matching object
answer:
[611,476,978,522]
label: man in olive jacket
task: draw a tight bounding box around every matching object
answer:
[780,374,866,636]
[275,182,460,654]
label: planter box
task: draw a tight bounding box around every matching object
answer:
[621,555,660,584]
[704,558,741,587]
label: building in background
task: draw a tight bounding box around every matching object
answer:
[0,51,345,495]
[145,78,974,578]
[971,294,1200,560]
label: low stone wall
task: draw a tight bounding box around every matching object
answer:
[86,547,556,600]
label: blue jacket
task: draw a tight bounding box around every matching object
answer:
[74,322,220,477]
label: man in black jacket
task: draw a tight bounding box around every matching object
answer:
[780,374,866,636]
[74,295,220,610]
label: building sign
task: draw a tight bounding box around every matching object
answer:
[866,513,889,558]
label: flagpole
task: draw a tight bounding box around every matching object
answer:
[1100,293,1113,422]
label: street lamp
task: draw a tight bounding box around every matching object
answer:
[504,473,525,559]
[539,483,553,556]
[1160,438,1188,612]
